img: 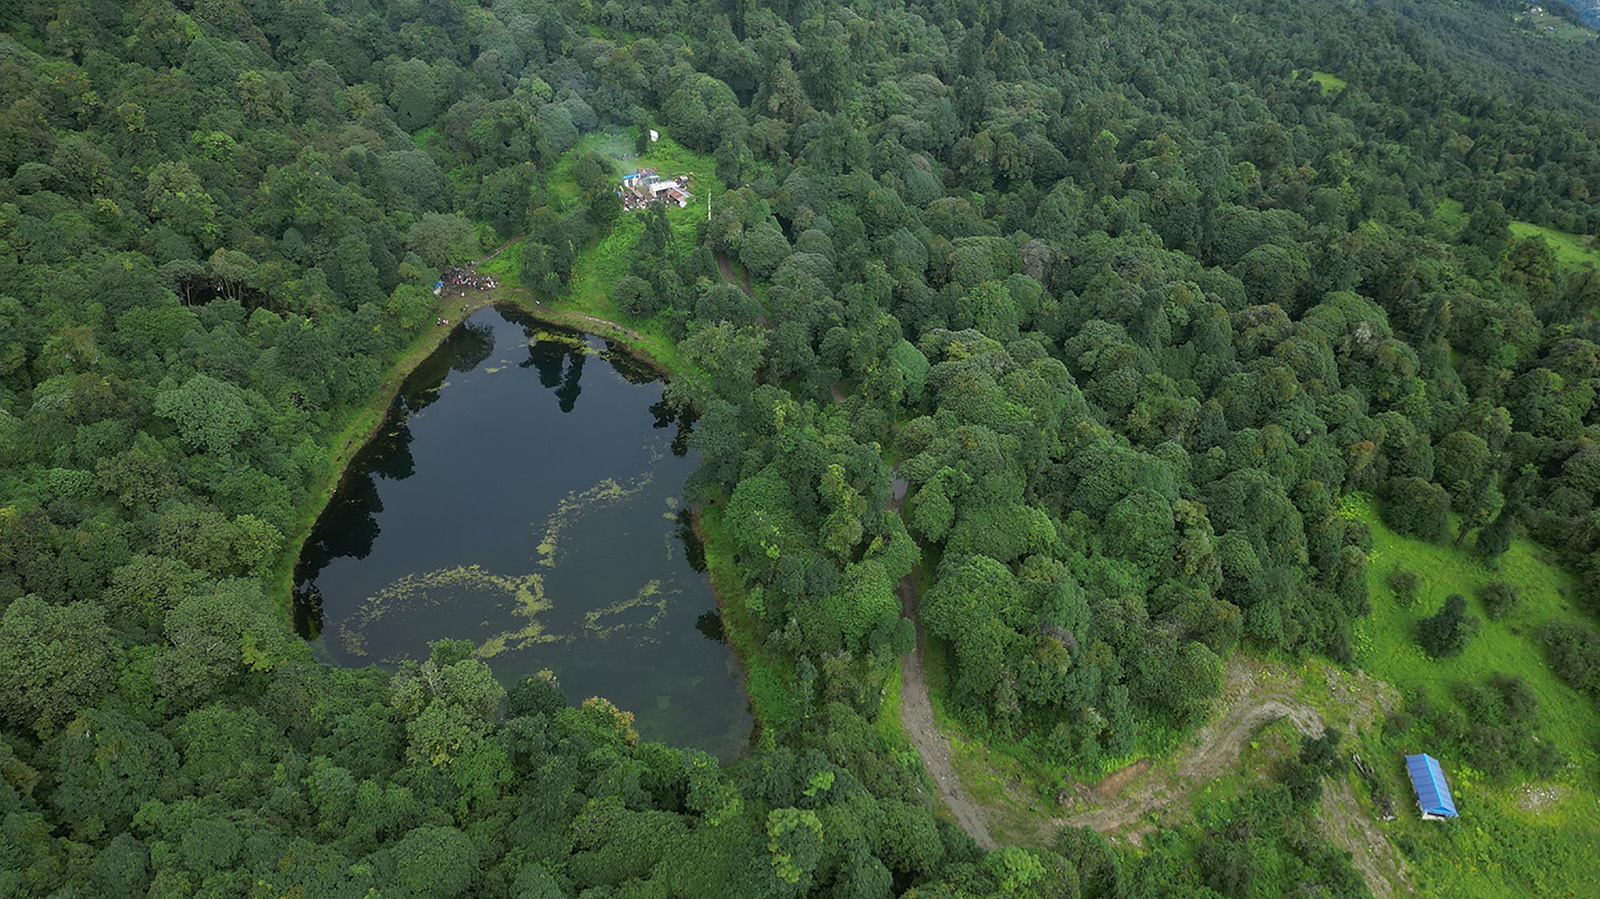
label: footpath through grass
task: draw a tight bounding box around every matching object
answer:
[1339,492,1600,898]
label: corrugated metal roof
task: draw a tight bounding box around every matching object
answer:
[1405,753,1458,818]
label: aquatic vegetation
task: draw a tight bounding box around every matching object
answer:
[339,565,560,660]
[583,579,673,641]
[533,474,653,569]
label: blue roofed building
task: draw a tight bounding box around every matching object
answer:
[1404,753,1458,819]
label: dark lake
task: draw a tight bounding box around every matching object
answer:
[294,306,751,758]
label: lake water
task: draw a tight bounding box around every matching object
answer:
[294,307,751,758]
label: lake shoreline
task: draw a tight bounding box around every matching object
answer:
[273,283,771,745]
[269,285,672,621]
[689,505,765,752]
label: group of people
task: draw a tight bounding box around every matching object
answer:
[442,266,498,293]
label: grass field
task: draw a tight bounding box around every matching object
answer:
[1514,9,1596,43]
[1291,68,1347,93]
[478,128,718,376]
[1339,493,1596,767]
[564,131,720,309]
[1432,198,1600,272]
[1508,219,1600,271]
[1339,492,1600,897]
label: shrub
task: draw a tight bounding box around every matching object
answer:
[1388,568,1422,607]
[1478,581,1521,620]
[1418,594,1478,658]
[1541,621,1600,699]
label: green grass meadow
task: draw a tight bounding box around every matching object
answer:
[1508,219,1600,272]
[1432,198,1600,272]
[1339,493,1600,897]
[477,128,717,376]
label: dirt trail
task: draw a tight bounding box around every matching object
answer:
[1059,697,1321,833]
[472,237,522,267]
[1055,660,1410,897]
[884,477,998,851]
[715,252,756,299]
[896,565,999,851]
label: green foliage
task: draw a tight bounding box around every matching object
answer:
[1382,478,1451,542]
[1478,581,1522,620]
[1388,568,1421,608]
[390,642,507,769]
[153,374,258,454]
[0,595,119,734]
[1418,594,1479,658]
[1541,621,1600,699]
[766,807,824,887]
[4,0,1600,892]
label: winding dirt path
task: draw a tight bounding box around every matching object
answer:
[1054,660,1410,897]
[885,477,998,851]
[896,567,999,851]
[1058,697,1322,833]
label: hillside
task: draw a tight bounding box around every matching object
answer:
[3,0,1600,895]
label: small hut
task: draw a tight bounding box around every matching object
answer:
[1404,753,1458,819]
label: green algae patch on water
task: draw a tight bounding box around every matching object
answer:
[534,474,653,569]
[584,579,673,641]
[339,565,561,662]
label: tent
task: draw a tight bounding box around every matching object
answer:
[1404,753,1458,819]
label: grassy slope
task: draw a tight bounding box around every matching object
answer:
[1339,493,1600,898]
[698,502,798,731]
[479,128,719,375]
[267,289,505,614]
[915,493,1600,887]
[564,132,720,311]
[1433,198,1600,272]
[1340,494,1596,765]
[1508,219,1600,271]
[1513,9,1596,43]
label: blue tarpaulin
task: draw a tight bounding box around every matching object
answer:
[1405,753,1458,818]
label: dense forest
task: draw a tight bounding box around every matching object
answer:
[2,0,1600,894]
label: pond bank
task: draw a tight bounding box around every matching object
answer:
[268,286,673,620]
[270,283,775,743]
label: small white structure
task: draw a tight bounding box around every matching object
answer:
[648,129,660,142]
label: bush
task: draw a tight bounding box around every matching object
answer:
[1541,621,1600,699]
[1418,594,1479,658]
[1478,581,1521,620]
[1450,675,1562,778]
[1388,568,1422,607]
